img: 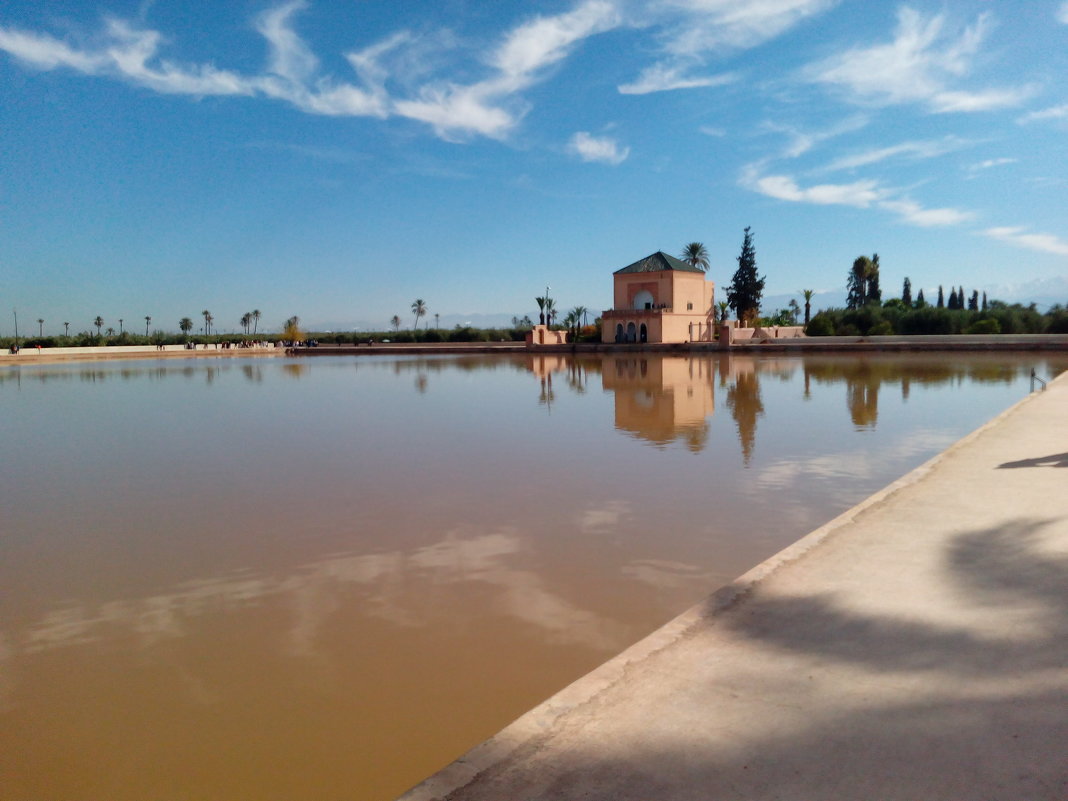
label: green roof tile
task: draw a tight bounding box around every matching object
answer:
[614,251,704,274]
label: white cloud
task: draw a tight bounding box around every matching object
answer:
[764,115,867,158]
[0,26,108,72]
[965,157,1016,173]
[660,0,839,55]
[395,0,620,139]
[806,7,1031,113]
[1017,103,1068,124]
[878,199,973,227]
[1059,2,1068,24]
[618,63,735,95]
[699,125,726,137]
[0,0,619,141]
[568,131,630,164]
[983,227,1068,256]
[742,166,886,207]
[618,0,836,94]
[819,135,967,172]
[742,165,972,227]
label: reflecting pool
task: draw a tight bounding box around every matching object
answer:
[2,352,1065,800]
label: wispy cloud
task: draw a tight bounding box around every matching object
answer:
[0,0,619,140]
[878,199,972,227]
[1017,103,1068,124]
[618,64,734,95]
[965,157,1016,173]
[742,165,972,227]
[741,165,887,207]
[983,227,1068,256]
[1059,2,1068,24]
[818,135,968,172]
[764,115,868,159]
[806,7,1034,113]
[568,131,630,164]
[395,0,620,139]
[618,0,837,95]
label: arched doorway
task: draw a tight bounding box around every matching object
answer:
[639,323,648,343]
[615,323,624,343]
[626,322,637,343]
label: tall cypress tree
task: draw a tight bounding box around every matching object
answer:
[948,288,958,309]
[902,277,912,306]
[867,253,881,304]
[968,290,979,311]
[982,291,988,311]
[726,226,765,325]
[937,285,945,308]
[917,288,926,307]
[847,256,871,309]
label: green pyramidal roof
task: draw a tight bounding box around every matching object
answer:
[614,251,704,275]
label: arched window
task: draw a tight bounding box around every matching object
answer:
[639,323,648,343]
[633,290,654,310]
[615,323,624,343]
[626,322,637,343]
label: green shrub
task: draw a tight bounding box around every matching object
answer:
[869,321,894,335]
[805,314,835,336]
[966,318,1001,335]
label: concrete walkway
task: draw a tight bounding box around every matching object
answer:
[401,372,1068,801]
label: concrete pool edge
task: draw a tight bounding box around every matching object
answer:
[396,370,1066,801]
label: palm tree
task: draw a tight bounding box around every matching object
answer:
[411,299,427,332]
[574,305,589,327]
[118,318,124,334]
[145,315,152,336]
[93,316,104,335]
[202,310,211,336]
[37,318,44,337]
[544,298,557,326]
[240,312,251,334]
[179,317,193,337]
[434,313,440,329]
[390,315,401,332]
[717,301,730,323]
[681,242,710,271]
[252,309,261,335]
[106,327,115,337]
[535,296,547,325]
[63,321,70,336]
[801,289,815,326]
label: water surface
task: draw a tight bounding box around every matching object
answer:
[2,352,1064,799]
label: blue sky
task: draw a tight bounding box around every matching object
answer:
[2,0,1066,334]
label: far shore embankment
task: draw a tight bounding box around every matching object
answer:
[3,334,1067,366]
[0,343,284,365]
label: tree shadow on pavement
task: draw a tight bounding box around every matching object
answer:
[998,452,1068,468]
[440,518,1068,801]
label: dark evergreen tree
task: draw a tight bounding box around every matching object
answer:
[847,256,871,309]
[902,276,912,307]
[867,253,881,304]
[916,288,926,307]
[958,286,965,311]
[726,226,765,325]
[937,285,945,308]
[948,288,958,309]
[982,291,988,311]
[968,290,979,311]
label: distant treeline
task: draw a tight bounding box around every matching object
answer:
[807,301,1068,337]
[1,324,603,349]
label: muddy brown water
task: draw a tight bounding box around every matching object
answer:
[2,352,1065,800]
